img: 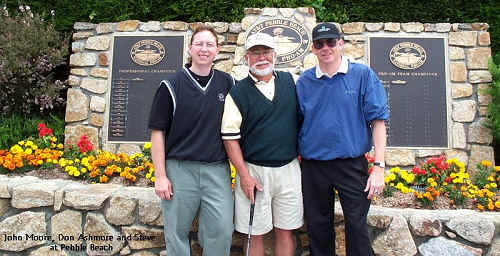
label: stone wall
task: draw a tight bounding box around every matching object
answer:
[66,7,495,176]
[0,175,499,255]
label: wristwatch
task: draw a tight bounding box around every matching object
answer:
[373,162,385,168]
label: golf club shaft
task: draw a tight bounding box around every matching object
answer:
[245,187,257,256]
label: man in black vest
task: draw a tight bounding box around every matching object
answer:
[221,33,303,256]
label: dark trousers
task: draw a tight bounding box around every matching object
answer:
[301,156,373,256]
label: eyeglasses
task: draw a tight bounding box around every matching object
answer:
[313,38,338,49]
[192,41,217,48]
[248,49,274,58]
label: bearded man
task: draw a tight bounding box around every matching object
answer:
[221,33,303,256]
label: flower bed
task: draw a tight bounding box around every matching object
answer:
[0,123,498,211]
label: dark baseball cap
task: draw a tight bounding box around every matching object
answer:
[312,23,342,41]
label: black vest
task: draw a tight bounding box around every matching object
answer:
[164,67,233,162]
[230,71,298,167]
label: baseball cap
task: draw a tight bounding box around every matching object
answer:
[245,32,275,50]
[312,23,342,41]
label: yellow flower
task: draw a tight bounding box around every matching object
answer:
[81,168,87,174]
[488,176,495,182]
[443,182,448,186]
[477,204,484,211]
[431,182,437,187]
[491,183,498,188]
[495,201,500,209]
[481,160,492,167]
[18,140,25,145]
[31,145,38,150]
[151,177,156,182]
[144,142,152,150]
[74,170,81,177]
[10,145,23,154]
[488,202,494,210]
[24,148,33,154]
[25,141,33,147]
[57,143,64,149]
[495,166,500,172]
[427,178,435,183]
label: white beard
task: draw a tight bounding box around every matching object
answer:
[250,61,274,76]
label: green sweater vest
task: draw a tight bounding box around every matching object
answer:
[230,71,298,167]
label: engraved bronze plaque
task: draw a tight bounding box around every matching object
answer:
[369,37,449,148]
[247,18,311,65]
[108,35,185,142]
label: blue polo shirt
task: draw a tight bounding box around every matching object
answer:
[296,60,389,160]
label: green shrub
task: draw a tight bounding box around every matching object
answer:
[0,5,68,115]
[0,112,65,149]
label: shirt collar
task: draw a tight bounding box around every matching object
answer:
[315,56,348,79]
[249,71,276,84]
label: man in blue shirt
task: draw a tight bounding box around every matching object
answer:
[296,23,389,256]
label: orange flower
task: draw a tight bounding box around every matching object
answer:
[99,175,109,183]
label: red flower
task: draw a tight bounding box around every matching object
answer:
[77,135,93,153]
[37,123,53,138]
[430,167,438,174]
[445,177,452,183]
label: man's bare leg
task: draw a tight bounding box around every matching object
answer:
[274,228,294,256]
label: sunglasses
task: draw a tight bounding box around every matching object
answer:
[313,38,338,49]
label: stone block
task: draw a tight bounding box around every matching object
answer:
[469,70,493,84]
[139,21,161,32]
[478,32,491,46]
[449,31,477,46]
[105,195,137,225]
[385,149,415,166]
[84,212,124,255]
[452,100,476,122]
[466,48,492,69]
[452,122,466,149]
[96,23,113,34]
[401,22,424,32]
[372,215,417,256]
[451,83,472,98]
[11,181,63,208]
[51,210,82,247]
[90,67,109,78]
[65,89,88,122]
[342,43,364,59]
[409,215,442,236]
[450,62,467,82]
[89,113,104,127]
[162,21,188,31]
[85,35,111,51]
[122,226,165,249]
[0,212,46,251]
[342,22,365,34]
[70,53,97,67]
[90,96,106,112]
[468,118,493,144]
[445,216,494,245]
[469,145,495,176]
[81,78,107,94]
[384,22,400,32]
[419,236,482,256]
[449,46,465,60]
[117,20,139,32]
[365,23,383,31]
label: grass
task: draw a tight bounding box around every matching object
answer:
[0,111,65,149]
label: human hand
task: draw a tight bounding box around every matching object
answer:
[364,166,385,199]
[239,175,263,204]
[155,176,173,200]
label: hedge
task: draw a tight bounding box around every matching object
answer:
[5,0,499,53]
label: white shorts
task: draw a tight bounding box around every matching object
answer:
[234,158,304,235]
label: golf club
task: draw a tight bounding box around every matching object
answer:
[245,187,258,256]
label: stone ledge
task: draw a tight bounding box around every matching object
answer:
[0,176,499,255]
